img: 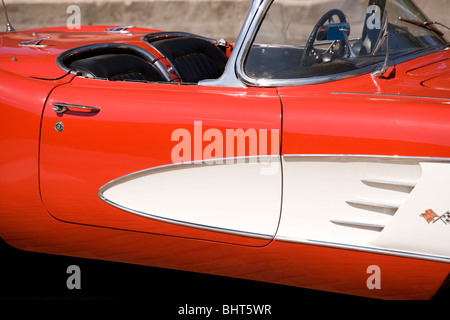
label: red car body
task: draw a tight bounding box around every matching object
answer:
[1,0,450,300]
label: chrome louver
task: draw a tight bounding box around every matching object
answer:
[332,177,419,232]
[278,155,450,262]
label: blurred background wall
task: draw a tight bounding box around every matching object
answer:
[1,0,449,40]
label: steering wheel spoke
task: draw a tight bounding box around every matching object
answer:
[301,9,349,67]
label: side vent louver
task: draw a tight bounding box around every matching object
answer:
[361,178,417,189]
[331,178,418,232]
[330,219,386,231]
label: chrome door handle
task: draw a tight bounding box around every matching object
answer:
[53,103,101,114]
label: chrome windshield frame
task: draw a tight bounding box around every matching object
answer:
[202,0,449,88]
[199,0,267,88]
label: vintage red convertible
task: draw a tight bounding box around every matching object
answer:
[1,0,450,300]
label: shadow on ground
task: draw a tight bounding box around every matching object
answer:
[1,237,449,316]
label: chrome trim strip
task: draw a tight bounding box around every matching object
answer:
[233,0,273,87]
[141,33,186,80]
[330,219,385,231]
[143,31,217,44]
[361,178,417,188]
[331,92,450,101]
[275,236,450,264]
[98,155,280,240]
[282,154,450,162]
[238,48,449,88]
[345,199,400,210]
[99,195,273,240]
[153,60,174,82]
[199,0,266,88]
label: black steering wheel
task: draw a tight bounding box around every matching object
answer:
[301,9,348,66]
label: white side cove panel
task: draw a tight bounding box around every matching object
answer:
[277,156,450,261]
[99,157,282,238]
[372,162,450,258]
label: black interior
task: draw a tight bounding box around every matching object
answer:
[62,35,228,84]
[151,36,228,83]
[69,53,167,82]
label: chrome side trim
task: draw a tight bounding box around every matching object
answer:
[345,199,400,210]
[98,155,280,240]
[331,92,450,101]
[99,195,273,240]
[361,178,417,188]
[237,47,449,88]
[283,154,450,162]
[276,236,450,263]
[330,219,385,231]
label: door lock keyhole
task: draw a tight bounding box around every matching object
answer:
[55,121,64,132]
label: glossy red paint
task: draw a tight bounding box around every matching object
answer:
[280,50,450,158]
[0,28,161,78]
[422,73,450,91]
[0,22,450,300]
[0,27,233,80]
[39,77,281,246]
[1,201,448,300]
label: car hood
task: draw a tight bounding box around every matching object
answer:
[306,49,450,100]
[381,50,450,99]
[0,27,449,100]
[0,26,160,79]
[421,73,450,91]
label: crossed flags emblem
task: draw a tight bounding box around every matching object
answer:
[420,209,450,225]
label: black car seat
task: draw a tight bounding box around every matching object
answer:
[68,53,167,82]
[151,36,228,83]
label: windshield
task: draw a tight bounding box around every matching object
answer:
[243,0,449,83]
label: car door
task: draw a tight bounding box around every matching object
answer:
[40,77,282,246]
[277,84,450,259]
